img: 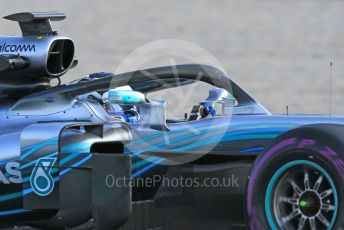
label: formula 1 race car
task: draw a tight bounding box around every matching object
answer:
[0,12,343,230]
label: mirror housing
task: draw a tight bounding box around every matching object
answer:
[201,88,237,116]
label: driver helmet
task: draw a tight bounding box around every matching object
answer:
[102,90,141,123]
[102,91,124,116]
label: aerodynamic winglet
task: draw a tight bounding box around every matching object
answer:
[3,12,66,35]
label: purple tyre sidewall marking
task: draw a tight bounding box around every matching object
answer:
[246,137,344,229]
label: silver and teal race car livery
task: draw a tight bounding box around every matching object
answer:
[0,12,343,230]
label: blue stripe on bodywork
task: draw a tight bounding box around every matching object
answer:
[20,137,58,160]
[128,122,298,147]
[132,158,165,178]
[172,133,278,153]
[0,122,297,215]
[0,209,31,216]
[132,156,161,169]
[240,147,265,153]
[0,153,93,203]
[129,127,288,156]
[59,153,93,176]
[0,158,20,166]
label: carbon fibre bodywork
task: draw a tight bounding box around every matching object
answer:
[0,64,344,228]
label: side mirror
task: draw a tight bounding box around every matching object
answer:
[201,88,237,116]
[108,90,145,105]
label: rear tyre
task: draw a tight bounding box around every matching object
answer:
[246,124,344,229]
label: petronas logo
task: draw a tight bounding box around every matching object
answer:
[30,158,56,196]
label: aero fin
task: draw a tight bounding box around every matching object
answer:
[3,12,66,36]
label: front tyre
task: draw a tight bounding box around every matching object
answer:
[246,124,344,230]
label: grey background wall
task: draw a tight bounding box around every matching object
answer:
[1,0,344,114]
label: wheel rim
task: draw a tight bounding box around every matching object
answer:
[265,160,338,230]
